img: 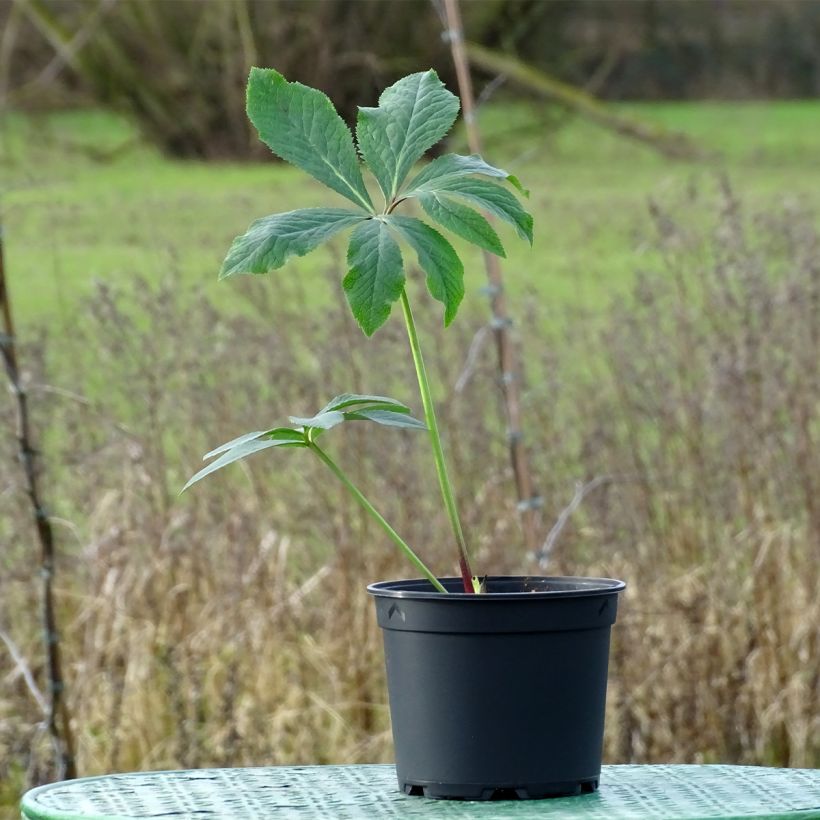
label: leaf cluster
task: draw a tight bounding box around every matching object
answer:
[221,68,533,336]
[182,394,425,491]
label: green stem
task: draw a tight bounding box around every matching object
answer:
[399,288,474,592]
[309,441,447,594]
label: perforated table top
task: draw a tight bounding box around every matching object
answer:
[21,764,820,819]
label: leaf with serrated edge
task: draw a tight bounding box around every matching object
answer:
[204,428,304,460]
[182,438,302,493]
[319,393,411,414]
[288,410,345,430]
[343,219,405,336]
[344,408,427,429]
[422,178,533,245]
[357,70,459,201]
[388,215,464,326]
[404,153,527,196]
[420,192,506,257]
[220,209,368,279]
[246,68,374,211]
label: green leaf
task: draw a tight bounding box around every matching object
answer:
[246,67,374,211]
[343,219,405,336]
[203,430,268,460]
[343,408,427,430]
[288,410,345,431]
[357,70,460,201]
[182,437,302,493]
[204,428,304,460]
[388,215,464,326]
[319,393,411,414]
[295,397,425,434]
[427,178,533,245]
[404,153,527,196]
[220,209,368,279]
[419,192,506,257]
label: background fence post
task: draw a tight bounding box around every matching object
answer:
[439,0,540,556]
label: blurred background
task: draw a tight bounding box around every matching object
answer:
[1,0,818,811]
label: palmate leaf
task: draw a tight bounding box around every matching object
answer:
[183,394,425,493]
[357,70,460,202]
[388,215,464,326]
[246,67,374,212]
[220,208,368,279]
[419,192,505,257]
[343,219,405,336]
[220,68,533,350]
[404,153,527,196]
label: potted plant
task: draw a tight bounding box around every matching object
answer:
[183,67,625,801]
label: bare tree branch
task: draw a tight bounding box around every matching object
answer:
[0,1,23,107]
[536,476,614,568]
[476,72,507,108]
[17,0,118,93]
[440,0,540,553]
[454,324,491,394]
[0,628,48,714]
[465,41,709,160]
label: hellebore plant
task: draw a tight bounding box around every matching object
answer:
[184,68,532,594]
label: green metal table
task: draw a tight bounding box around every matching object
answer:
[21,764,820,819]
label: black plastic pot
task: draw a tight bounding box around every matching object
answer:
[368,575,626,801]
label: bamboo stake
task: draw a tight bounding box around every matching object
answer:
[0,218,77,781]
[441,0,540,555]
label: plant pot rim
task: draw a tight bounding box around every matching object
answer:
[368,575,626,601]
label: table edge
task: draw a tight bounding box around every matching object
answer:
[21,763,820,820]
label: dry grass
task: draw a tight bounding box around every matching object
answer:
[1,184,818,803]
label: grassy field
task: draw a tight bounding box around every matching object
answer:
[1,101,818,809]
[3,101,819,323]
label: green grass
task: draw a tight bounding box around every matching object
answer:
[2,101,819,326]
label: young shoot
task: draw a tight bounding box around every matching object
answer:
[186,68,532,593]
